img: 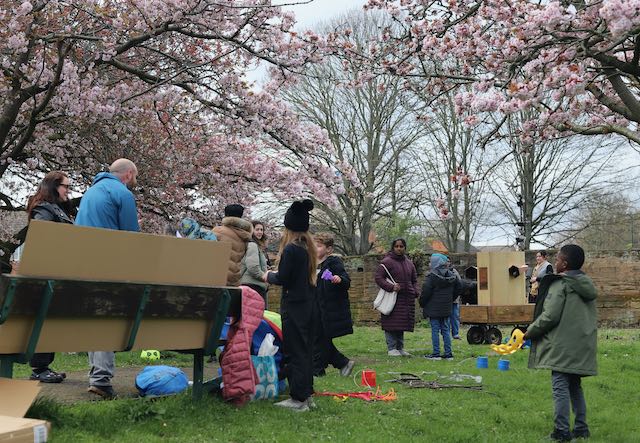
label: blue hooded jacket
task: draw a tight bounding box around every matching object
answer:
[76,172,139,232]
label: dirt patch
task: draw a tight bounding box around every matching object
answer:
[32,362,221,404]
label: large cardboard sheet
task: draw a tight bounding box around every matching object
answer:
[19,220,231,286]
[0,379,50,442]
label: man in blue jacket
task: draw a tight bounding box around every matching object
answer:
[76,158,139,399]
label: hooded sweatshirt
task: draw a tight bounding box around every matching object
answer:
[419,254,461,318]
[527,270,598,376]
[76,172,139,232]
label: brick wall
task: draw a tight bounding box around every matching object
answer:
[266,250,640,327]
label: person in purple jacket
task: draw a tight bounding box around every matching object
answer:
[375,238,419,357]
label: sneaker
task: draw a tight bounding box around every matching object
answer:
[340,360,355,377]
[29,369,64,384]
[387,349,402,357]
[305,397,317,409]
[549,429,572,442]
[87,385,117,400]
[399,350,412,357]
[274,398,309,412]
[442,354,454,360]
[424,354,442,360]
[453,336,461,340]
[572,429,591,439]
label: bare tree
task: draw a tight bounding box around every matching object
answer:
[410,91,491,252]
[280,10,427,254]
[487,112,618,249]
[559,192,639,251]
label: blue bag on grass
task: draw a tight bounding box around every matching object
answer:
[135,365,189,397]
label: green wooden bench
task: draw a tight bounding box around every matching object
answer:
[0,274,241,400]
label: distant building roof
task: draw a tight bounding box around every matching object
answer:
[425,238,479,254]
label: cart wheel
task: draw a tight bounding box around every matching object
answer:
[467,326,485,345]
[485,327,502,345]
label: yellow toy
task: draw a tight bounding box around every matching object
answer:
[140,349,161,361]
[490,329,524,355]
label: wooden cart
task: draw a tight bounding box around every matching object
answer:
[460,304,533,344]
[460,251,533,344]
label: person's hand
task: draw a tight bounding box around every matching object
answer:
[392,283,401,292]
[331,275,342,284]
[262,272,270,282]
[530,276,537,283]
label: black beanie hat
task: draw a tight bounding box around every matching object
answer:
[224,204,244,218]
[284,199,314,232]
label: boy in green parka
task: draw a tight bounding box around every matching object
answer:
[524,244,597,442]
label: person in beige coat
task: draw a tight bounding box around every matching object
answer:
[213,204,253,286]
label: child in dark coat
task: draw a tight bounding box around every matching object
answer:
[264,200,317,412]
[313,232,354,377]
[419,253,461,360]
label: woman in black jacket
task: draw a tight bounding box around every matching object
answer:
[420,253,461,361]
[24,171,74,383]
[312,232,354,377]
[264,200,317,412]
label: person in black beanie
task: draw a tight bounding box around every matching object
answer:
[263,199,317,412]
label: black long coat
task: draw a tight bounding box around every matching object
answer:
[316,255,353,338]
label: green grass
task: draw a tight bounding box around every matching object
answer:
[20,325,640,442]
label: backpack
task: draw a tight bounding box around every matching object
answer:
[135,365,189,397]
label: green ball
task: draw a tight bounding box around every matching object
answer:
[140,350,160,361]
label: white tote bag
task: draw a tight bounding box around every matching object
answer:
[373,264,397,315]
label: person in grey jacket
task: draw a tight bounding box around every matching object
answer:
[240,238,269,305]
[529,250,553,303]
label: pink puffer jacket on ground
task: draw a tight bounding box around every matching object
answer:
[221,285,265,405]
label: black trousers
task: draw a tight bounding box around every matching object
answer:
[281,299,315,401]
[30,353,55,371]
[314,322,348,375]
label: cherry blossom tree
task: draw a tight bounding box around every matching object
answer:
[0,1,346,262]
[280,10,426,255]
[361,0,640,146]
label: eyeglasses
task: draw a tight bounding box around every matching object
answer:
[59,183,71,189]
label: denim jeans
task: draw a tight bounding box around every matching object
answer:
[430,317,452,356]
[551,371,589,434]
[450,303,460,338]
[384,331,404,351]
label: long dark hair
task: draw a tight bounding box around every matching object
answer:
[277,228,318,286]
[26,171,68,220]
[252,220,267,246]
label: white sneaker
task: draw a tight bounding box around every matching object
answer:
[388,349,402,356]
[305,397,317,409]
[274,398,310,412]
[399,349,412,357]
